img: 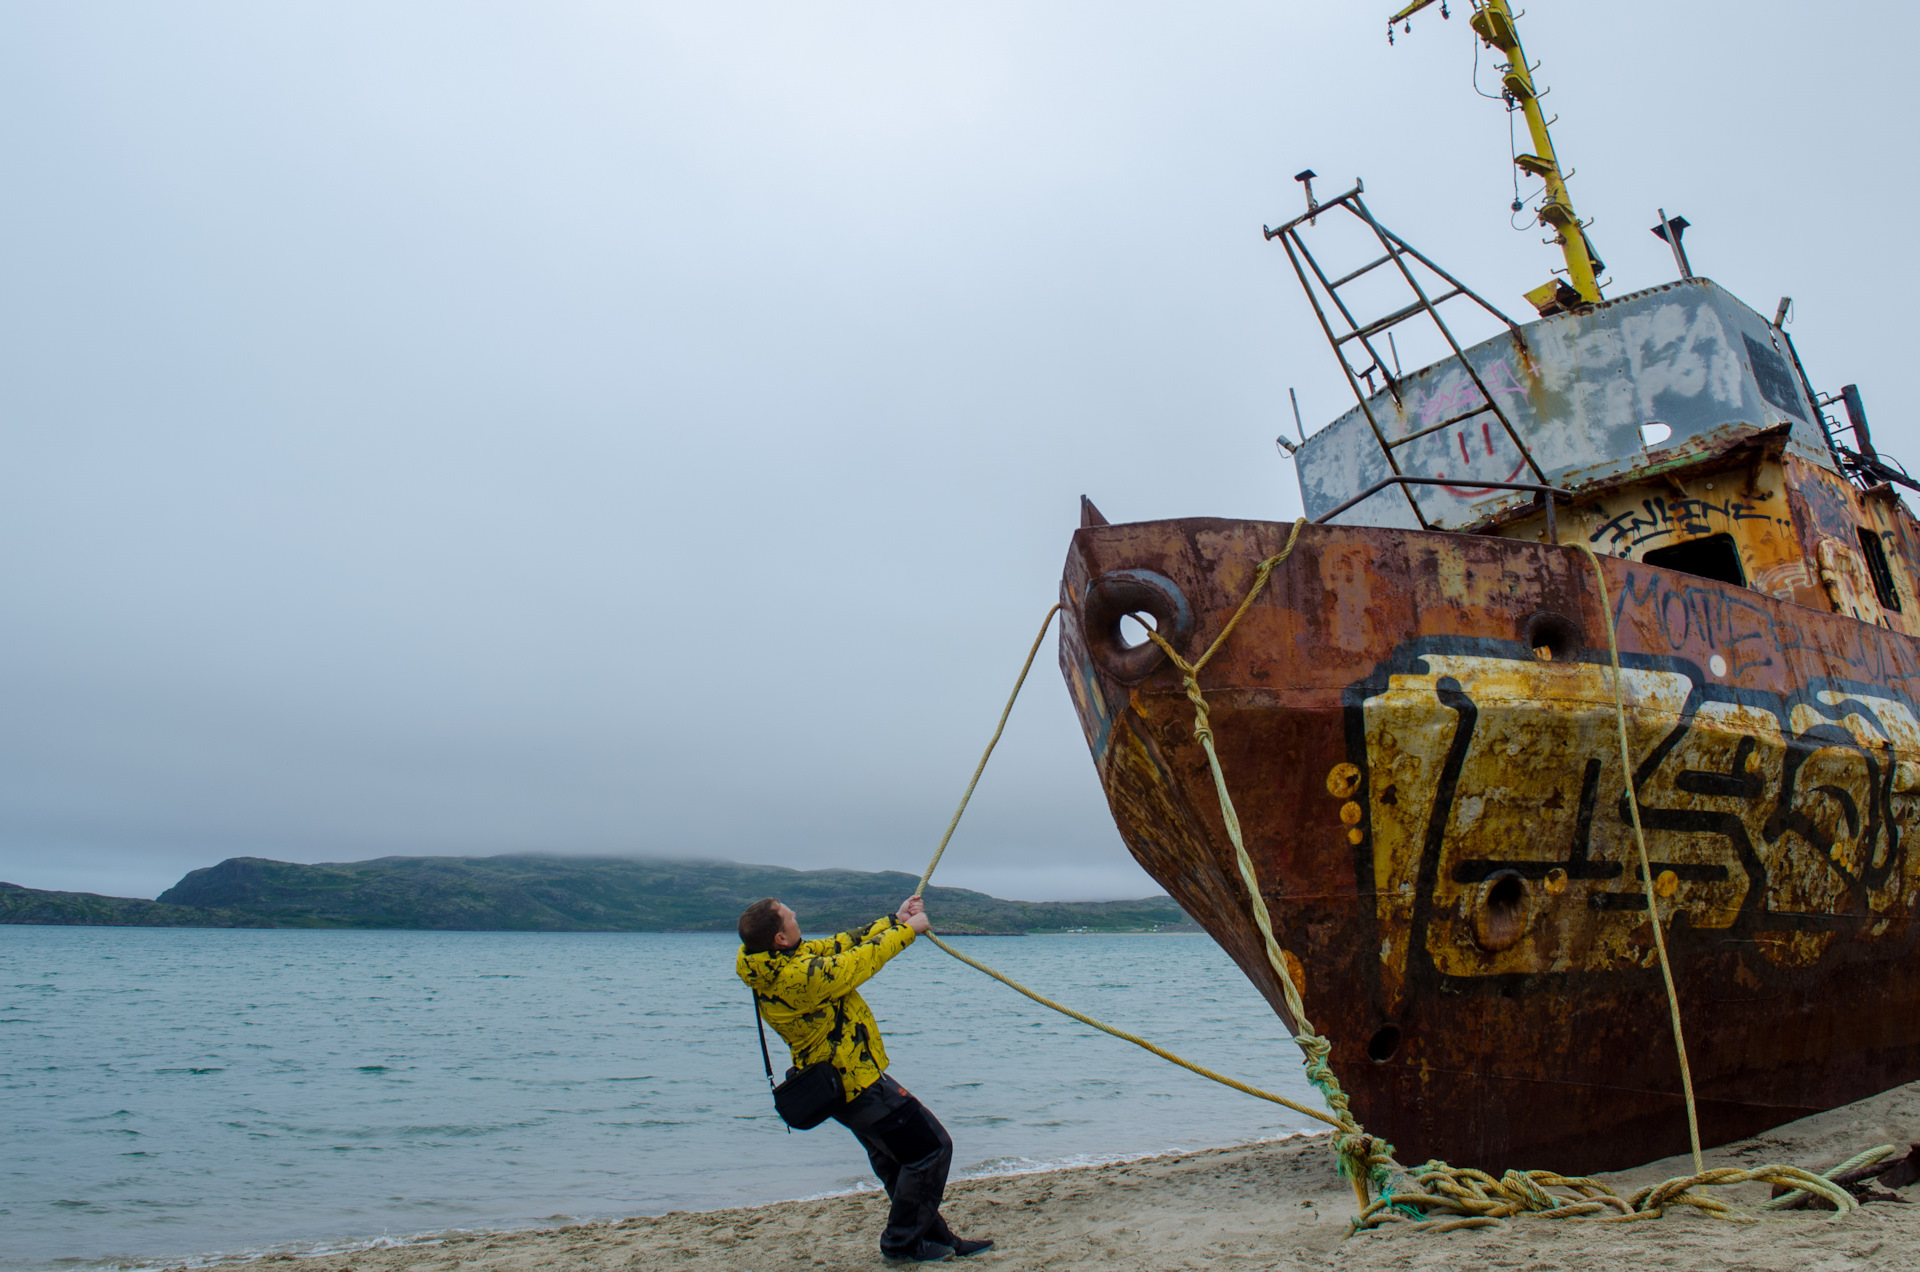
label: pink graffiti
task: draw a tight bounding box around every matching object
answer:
[1403,359,1529,434]
[1392,359,1533,496]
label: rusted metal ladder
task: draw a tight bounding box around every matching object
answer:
[1265,176,1547,528]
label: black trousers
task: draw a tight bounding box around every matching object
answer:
[832,1073,956,1256]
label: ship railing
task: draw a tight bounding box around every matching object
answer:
[1266,177,1550,532]
[1313,477,1572,544]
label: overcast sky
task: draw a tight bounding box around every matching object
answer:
[4,2,1916,902]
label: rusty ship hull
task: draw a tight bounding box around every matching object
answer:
[1059,510,1920,1173]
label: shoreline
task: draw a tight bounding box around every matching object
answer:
[147,1080,1920,1271]
[99,1135,1316,1272]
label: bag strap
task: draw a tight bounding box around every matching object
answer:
[751,988,776,1091]
[750,988,795,1135]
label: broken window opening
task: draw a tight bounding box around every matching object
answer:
[1857,525,1904,612]
[1642,533,1747,588]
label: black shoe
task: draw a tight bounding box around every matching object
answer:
[951,1237,994,1257]
[883,1241,955,1264]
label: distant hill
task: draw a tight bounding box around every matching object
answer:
[1,855,1196,935]
[0,882,263,927]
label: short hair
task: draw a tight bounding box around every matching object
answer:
[738,898,785,954]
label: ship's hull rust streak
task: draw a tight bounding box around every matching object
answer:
[1059,518,1920,1174]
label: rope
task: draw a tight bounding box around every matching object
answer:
[1139,520,1385,1205]
[904,516,1873,1233]
[915,604,1062,897]
[1353,1162,1854,1230]
[1763,1144,1899,1210]
[923,929,1343,1130]
[908,599,1345,1133]
[1141,516,1316,1040]
[1577,540,1703,1175]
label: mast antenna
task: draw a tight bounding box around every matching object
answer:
[1389,0,1604,314]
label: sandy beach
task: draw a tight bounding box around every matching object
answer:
[186,1080,1920,1272]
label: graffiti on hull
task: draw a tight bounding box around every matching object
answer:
[1344,638,1920,1016]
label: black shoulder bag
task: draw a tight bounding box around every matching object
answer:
[752,990,844,1131]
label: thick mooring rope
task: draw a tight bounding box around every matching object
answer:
[910,603,1346,1134]
[1143,518,1388,1208]
[912,517,1863,1231]
[924,926,1343,1131]
[1577,539,1703,1175]
[913,603,1063,900]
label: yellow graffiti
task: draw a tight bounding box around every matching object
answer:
[1358,648,1920,1009]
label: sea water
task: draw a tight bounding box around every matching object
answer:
[1,926,1327,1270]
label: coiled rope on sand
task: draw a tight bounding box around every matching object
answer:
[911,517,1867,1231]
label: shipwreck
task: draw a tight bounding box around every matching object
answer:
[1057,0,1920,1172]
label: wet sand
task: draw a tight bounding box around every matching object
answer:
[193,1081,1920,1272]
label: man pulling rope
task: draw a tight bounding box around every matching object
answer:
[736,896,995,1264]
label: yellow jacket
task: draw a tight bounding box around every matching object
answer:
[736,915,916,1102]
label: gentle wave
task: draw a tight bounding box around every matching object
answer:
[2,927,1326,1272]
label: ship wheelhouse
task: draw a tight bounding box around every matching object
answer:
[1279,200,1920,637]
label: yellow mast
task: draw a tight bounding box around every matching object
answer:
[1389,0,1603,311]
